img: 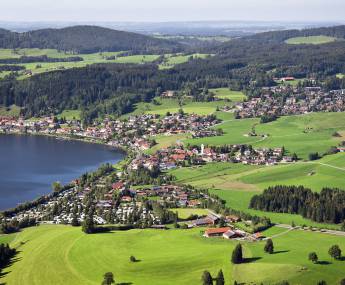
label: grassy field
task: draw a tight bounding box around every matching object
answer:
[0,49,212,79]
[159,53,210,69]
[122,98,227,118]
[1,225,344,285]
[170,153,345,228]
[171,208,209,219]
[57,109,82,120]
[0,105,21,117]
[210,88,246,102]
[285,36,338,45]
[0,48,162,80]
[187,112,345,159]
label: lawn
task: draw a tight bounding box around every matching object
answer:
[170,208,209,219]
[1,225,345,285]
[210,88,246,102]
[285,35,338,45]
[187,112,345,159]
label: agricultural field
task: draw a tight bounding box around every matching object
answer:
[285,35,339,45]
[170,208,209,219]
[187,112,345,159]
[57,109,81,120]
[159,53,210,69]
[122,97,227,118]
[0,48,163,80]
[1,225,344,285]
[210,88,246,102]
[170,153,345,228]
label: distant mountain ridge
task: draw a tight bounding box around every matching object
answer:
[0,25,182,54]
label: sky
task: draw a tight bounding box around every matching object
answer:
[1,0,345,22]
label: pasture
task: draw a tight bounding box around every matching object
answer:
[285,35,338,45]
[1,225,345,285]
[170,153,345,228]
[159,53,210,69]
[123,98,226,117]
[187,112,345,159]
[210,88,246,102]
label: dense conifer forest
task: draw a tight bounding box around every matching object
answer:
[249,185,345,224]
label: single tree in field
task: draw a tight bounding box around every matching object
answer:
[216,269,224,285]
[102,272,115,285]
[328,245,342,260]
[340,278,345,285]
[317,281,327,285]
[130,255,136,262]
[231,244,243,264]
[308,252,318,263]
[264,239,274,254]
[233,281,238,285]
[201,270,213,285]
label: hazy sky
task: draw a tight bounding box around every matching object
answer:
[1,0,345,22]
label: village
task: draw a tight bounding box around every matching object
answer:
[234,86,345,119]
[1,165,266,242]
[0,112,220,151]
[129,143,295,171]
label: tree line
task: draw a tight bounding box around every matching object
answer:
[249,185,345,224]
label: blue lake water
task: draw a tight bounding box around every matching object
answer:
[0,134,124,210]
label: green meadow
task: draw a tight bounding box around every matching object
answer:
[170,153,345,228]
[210,88,247,102]
[159,53,210,69]
[57,109,82,120]
[1,225,344,285]
[123,97,227,118]
[285,35,339,45]
[187,112,345,159]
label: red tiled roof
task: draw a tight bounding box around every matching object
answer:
[205,227,231,235]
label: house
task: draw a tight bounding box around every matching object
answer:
[112,181,125,191]
[204,227,231,238]
[225,215,241,223]
[191,217,214,227]
[223,229,246,239]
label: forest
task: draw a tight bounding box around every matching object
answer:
[249,185,345,224]
[0,26,181,54]
[1,25,345,121]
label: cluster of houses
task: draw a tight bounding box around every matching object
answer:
[0,112,220,151]
[235,86,345,119]
[129,143,294,171]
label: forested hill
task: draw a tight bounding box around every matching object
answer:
[0,26,182,54]
[231,25,345,44]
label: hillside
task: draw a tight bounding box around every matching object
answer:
[0,25,182,54]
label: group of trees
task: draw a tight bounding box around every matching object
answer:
[0,243,16,270]
[249,185,345,224]
[309,244,342,264]
[201,270,225,285]
[0,26,181,54]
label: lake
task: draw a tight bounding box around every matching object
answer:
[0,134,124,210]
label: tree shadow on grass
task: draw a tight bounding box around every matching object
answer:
[0,251,22,284]
[317,261,332,265]
[272,250,290,254]
[117,282,133,285]
[243,257,262,263]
